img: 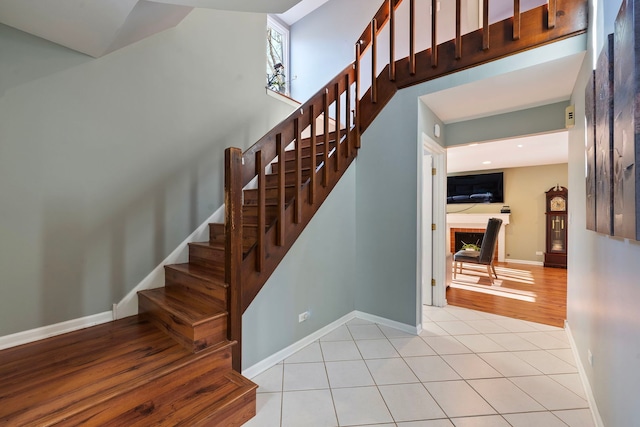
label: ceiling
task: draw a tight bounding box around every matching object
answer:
[0,0,304,57]
[419,52,585,173]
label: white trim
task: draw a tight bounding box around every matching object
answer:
[114,204,226,319]
[421,135,447,309]
[0,311,113,351]
[504,258,544,266]
[265,87,300,107]
[242,311,419,379]
[565,321,605,427]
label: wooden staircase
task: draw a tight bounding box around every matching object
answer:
[0,0,587,425]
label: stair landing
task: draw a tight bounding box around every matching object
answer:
[0,316,256,426]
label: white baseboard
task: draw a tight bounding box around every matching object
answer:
[0,311,113,351]
[505,258,544,266]
[242,310,418,379]
[565,321,604,427]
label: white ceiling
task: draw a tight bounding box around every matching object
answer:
[419,52,584,173]
[0,0,304,57]
[446,132,569,173]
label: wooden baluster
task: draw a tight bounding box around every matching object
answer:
[276,134,285,246]
[431,0,438,67]
[354,43,362,148]
[294,116,302,224]
[547,0,556,29]
[513,0,521,40]
[344,73,351,157]
[335,82,341,171]
[323,89,330,185]
[483,0,489,50]
[389,0,396,81]
[371,18,378,104]
[255,150,265,272]
[309,104,317,205]
[224,147,243,373]
[410,0,416,75]
[455,0,462,59]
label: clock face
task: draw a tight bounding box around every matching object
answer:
[550,196,566,211]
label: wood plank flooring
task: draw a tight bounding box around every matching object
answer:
[446,262,567,327]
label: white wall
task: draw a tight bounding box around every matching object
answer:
[0,9,295,336]
[566,0,640,425]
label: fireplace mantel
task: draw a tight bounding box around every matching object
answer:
[446,213,511,262]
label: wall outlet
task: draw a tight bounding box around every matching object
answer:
[588,349,594,366]
[298,311,310,323]
[536,251,543,256]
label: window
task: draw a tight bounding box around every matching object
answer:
[266,16,289,95]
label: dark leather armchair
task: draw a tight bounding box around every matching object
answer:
[453,218,503,285]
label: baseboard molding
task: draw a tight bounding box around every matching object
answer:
[505,258,544,266]
[564,321,605,427]
[242,310,419,379]
[0,311,113,351]
[113,204,225,319]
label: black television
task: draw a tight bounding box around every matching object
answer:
[447,172,504,204]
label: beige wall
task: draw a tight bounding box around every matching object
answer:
[447,163,568,262]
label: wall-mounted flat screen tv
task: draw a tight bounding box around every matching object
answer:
[447,172,504,204]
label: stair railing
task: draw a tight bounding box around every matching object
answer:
[225,0,587,371]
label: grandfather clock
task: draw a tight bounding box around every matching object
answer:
[544,186,568,268]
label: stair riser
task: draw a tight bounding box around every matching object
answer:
[56,349,246,426]
[139,295,228,353]
[242,206,279,226]
[209,223,225,243]
[189,244,225,267]
[265,170,311,187]
[243,186,296,206]
[191,385,256,427]
[284,146,333,161]
[271,156,320,174]
[164,267,227,307]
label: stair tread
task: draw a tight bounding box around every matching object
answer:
[0,317,237,425]
[189,241,225,250]
[166,263,228,288]
[139,287,227,325]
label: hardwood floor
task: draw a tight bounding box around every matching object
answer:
[446,261,567,327]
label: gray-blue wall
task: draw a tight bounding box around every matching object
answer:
[0,10,296,336]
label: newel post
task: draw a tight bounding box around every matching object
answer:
[225,147,243,373]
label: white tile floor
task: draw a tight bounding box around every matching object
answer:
[246,305,594,427]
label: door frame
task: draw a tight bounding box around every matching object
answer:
[417,133,447,326]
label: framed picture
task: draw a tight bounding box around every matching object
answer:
[613,0,640,240]
[595,34,614,235]
[585,70,596,232]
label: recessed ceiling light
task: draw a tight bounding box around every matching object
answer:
[517,144,524,148]
[482,161,492,165]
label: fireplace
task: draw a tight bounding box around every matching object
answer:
[454,231,485,252]
[450,228,498,261]
[446,213,510,262]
